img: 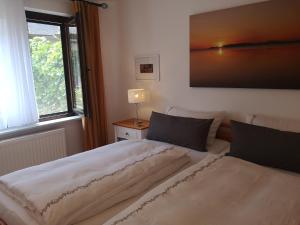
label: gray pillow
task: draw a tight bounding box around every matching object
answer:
[227,120,300,173]
[147,111,213,151]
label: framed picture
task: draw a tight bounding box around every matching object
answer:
[135,54,160,80]
[190,0,300,89]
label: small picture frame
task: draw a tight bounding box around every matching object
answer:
[135,54,160,80]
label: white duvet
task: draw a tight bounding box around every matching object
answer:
[104,154,300,225]
[0,140,190,225]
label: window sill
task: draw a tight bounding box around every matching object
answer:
[0,115,83,138]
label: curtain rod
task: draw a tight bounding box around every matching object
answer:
[71,0,108,9]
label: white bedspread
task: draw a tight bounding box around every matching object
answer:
[104,154,300,225]
[0,140,190,225]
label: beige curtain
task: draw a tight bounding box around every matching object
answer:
[73,1,108,150]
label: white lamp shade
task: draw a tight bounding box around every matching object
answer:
[128,89,145,104]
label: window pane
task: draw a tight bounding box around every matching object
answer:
[69,26,84,111]
[28,22,68,116]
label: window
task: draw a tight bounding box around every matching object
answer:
[68,24,84,112]
[26,11,85,120]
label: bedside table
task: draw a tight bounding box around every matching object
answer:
[113,119,150,142]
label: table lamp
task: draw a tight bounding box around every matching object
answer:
[128,89,145,126]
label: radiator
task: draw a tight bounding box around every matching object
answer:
[0,129,67,176]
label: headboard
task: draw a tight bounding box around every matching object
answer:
[216,122,232,142]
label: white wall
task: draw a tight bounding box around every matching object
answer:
[100,1,129,142]
[100,0,300,142]
[22,0,300,143]
[24,0,72,16]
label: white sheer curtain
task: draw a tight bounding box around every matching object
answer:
[0,0,39,130]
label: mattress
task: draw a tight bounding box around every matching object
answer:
[0,139,230,225]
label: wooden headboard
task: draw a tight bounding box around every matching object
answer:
[216,122,232,142]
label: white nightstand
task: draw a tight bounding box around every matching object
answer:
[113,119,149,142]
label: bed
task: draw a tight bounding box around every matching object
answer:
[0,139,229,225]
[0,107,230,225]
[0,127,229,225]
[3,110,298,225]
[102,115,300,225]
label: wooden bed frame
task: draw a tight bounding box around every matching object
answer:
[216,122,232,142]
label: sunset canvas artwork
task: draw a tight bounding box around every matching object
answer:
[190,0,300,89]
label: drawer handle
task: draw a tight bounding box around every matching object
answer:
[125,132,129,136]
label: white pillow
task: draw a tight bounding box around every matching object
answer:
[166,106,224,146]
[246,114,300,132]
